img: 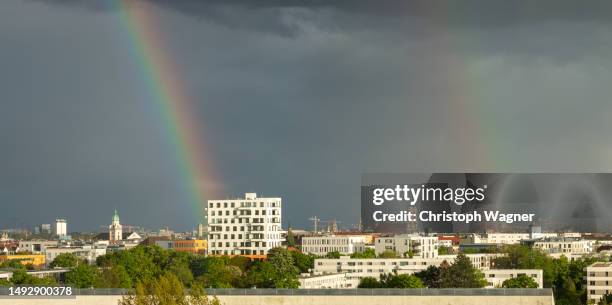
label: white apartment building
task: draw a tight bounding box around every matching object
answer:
[44,246,107,266]
[483,269,543,288]
[532,237,593,255]
[375,235,438,258]
[298,272,360,289]
[313,254,503,280]
[207,193,284,258]
[587,262,612,303]
[301,235,367,256]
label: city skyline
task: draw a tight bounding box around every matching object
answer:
[3,0,612,231]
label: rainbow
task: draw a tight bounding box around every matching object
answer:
[112,0,219,224]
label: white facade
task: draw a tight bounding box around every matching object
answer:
[485,233,529,245]
[587,262,612,303]
[0,271,11,280]
[532,237,593,255]
[302,235,367,256]
[54,219,67,237]
[483,269,543,288]
[313,254,503,280]
[44,246,107,266]
[207,193,283,257]
[299,272,360,289]
[375,235,438,258]
[18,240,58,253]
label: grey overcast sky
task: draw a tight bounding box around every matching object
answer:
[2,0,612,232]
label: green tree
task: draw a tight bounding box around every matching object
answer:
[195,257,241,288]
[246,261,276,288]
[0,259,26,269]
[351,248,376,259]
[325,251,341,259]
[291,251,315,273]
[414,265,442,288]
[598,293,612,305]
[286,228,296,248]
[438,246,452,255]
[65,264,99,288]
[357,277,380,288]
[10,269,57,286]
[381,274,424,288]
[440,254,486,288]
[267,247,299,288]
[229,256,252,273]
[167,264,194,287]
[97,245,160,285]
[119,273,221,305]
[378,250,398,258]
[96,264,132,288]
[50,253,83,268]
[502,274,538,288]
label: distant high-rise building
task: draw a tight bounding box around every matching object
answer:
[54,219,67,237]
[109,209,123,244]
[197,223,206,238]
[206,193,283,258]
[40,224,52,234]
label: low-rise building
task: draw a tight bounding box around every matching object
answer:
[313,254,503,280]
[586,262,612,303]
[0,271,11,280]
[18,240,58,254]
[483,269,543,288]
[298,272,360,289]
[485,233,530,245]
[301,235,367,256]
[44,246,107,266]
[171,239,207,255]
[374,235,438,258]
[0,254,46,267]
[530,237,593,256]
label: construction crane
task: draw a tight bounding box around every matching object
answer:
[309,216,320,233]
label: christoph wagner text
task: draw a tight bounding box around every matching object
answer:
[372,210,535,224]
[372,184,487,206]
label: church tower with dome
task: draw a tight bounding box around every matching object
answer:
[109,209,123,244]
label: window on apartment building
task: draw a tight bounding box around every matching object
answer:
[231,202,235,207]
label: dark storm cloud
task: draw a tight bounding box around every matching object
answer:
[3,0,612,232]
[32,0,612,31]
